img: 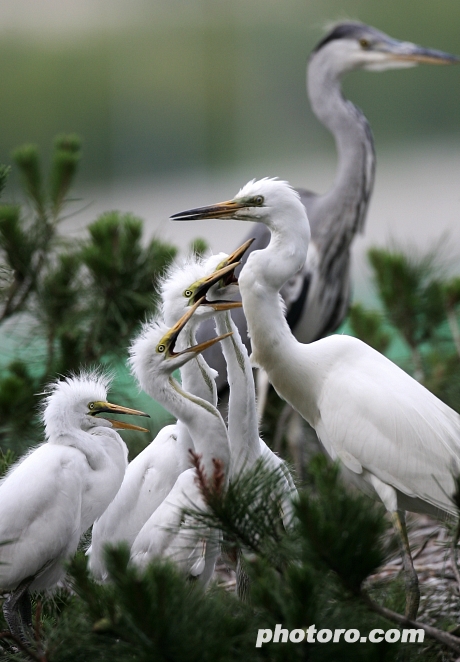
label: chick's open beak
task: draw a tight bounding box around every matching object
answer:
[188,261,243,309]
[160,297,233,358]
[90,401,150,432]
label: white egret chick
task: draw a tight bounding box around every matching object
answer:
[128,303,232,583]
[171,177,460,619]
[0,372,149,640]
[88,264,240,580]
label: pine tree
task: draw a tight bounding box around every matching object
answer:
[0,138,177,454]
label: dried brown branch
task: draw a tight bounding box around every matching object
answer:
[189,450,226,502]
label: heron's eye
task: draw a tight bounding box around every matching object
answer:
[157,344,166,353]
[88,402,95,410]
[184,289,193,298]
[359,38,370,49]
[253,195,264,206]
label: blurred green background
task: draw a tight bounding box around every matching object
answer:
[0,0,459,185]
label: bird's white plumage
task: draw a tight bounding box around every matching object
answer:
[0,373,128,592]
[88,424,182,580]
[188,178,460,519]
[90,260,224,579]
[130,468,214,581]
[127,313,230,581]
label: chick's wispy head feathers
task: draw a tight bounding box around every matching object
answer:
[128,316,172,395]
[159,256,209,325]
[42,370,113,440]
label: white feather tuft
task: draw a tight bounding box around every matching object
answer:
[41,369,113,439]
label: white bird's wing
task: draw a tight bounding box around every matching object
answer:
[315,337,460,515]
[130,469,210,577]
[259,440,297,527]
[0,444,86,590]
[89,425,180,579]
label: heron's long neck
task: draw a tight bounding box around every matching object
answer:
[214,311,260,475]
[161,376,230,479]
[307,57,375,255]
[239,213,320,425]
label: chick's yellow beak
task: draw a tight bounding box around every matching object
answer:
[90,401,150,432]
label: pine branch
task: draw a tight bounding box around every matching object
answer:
[184,455,293,571]
[360,589,460,654]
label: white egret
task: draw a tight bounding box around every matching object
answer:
[0,372,149,640]
[171,177,460,619]
[88,264,240,580]
[128,303,232,583]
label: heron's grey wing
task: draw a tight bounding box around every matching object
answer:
[296,187,321,236]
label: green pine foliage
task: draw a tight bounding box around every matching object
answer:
[0,138,178,454]
[367,248,446,351]
[189,237,210,259]
[349,245,460,411]
[2,456,454,661]
[348,303,391,354]
[0,165,10,199]
[79,213,176,361]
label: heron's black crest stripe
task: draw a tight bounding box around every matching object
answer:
[312,22,369,54]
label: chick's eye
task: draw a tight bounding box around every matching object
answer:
[359,38,370,49]
[184,289,193,298]
[157,344,166,353]
[254,195,264,206]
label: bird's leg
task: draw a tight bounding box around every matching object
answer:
[2,576,34,643]
[235,549,251,602]
[391,510,420,620]
[18,591,33,630]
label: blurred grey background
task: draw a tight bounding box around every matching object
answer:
[0,0,459,301]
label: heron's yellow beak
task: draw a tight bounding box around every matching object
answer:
[157,297,233,357]
[90,401,150,432]
[384,43,459,66]
[170,200,247,221]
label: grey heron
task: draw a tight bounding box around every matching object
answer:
[196,22,458,405]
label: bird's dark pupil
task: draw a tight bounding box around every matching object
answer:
[360,38,369,48]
